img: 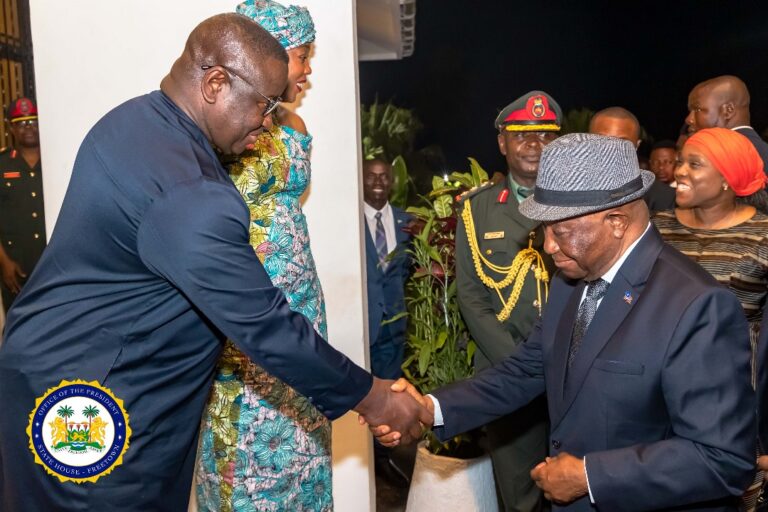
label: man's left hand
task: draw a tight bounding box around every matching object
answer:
[530,452,588,504]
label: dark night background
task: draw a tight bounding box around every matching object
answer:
[359,0,768,175]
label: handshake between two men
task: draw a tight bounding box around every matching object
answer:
[357,378,589,506]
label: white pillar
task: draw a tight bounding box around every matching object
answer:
[29,1,373,509]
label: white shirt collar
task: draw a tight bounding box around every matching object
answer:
[364,201,391,220]
[599,222,651,284]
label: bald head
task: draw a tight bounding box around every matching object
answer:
[695,75,750,107]
[161,13,289,155]
[686,75,751,132]
[589,107,641,147]
[165,13,288,98]
[181,13,287,83]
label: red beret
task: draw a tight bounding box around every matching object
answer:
[7,97,38,122]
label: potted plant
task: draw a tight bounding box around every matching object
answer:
[399,158,499,512]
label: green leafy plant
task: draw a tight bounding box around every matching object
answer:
[361,100,423,209]
[360,100,422,162]
[400,158,488,457]
[389,155,410,209]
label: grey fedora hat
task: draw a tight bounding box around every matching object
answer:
[519,133,655,221]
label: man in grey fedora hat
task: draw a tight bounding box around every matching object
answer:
[369,133,757,511]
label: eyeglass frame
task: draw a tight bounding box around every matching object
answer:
[201,64,282,117]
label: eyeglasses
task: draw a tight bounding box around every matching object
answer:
[11,119,38,128]
[201,64,282,117]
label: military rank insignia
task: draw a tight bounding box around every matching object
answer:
[27,380,131,483]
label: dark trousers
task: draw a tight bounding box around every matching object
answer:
[485,394,549,512]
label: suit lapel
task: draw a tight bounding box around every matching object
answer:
[559,273,639,412]
[364,222,383,277]
[550,280,585,423]
[552,227,665,429]
[392,206,410,246]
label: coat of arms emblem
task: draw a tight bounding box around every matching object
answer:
[27,380,131,483]
[531,97,546,118]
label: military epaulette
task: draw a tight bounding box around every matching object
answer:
[456,180,494,203]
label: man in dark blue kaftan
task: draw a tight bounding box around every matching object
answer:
[0,14,428,512]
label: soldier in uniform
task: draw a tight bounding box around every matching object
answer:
[455,91,560,512]
[0,97,45,311]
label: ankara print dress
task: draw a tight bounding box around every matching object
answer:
[196,125,332,512]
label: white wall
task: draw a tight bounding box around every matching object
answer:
[30,1,373,510]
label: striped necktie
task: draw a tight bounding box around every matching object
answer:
[375,212,388,269]
[568,278,609,369]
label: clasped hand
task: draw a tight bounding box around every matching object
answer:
[356,378,434,446]
[530,453,588,504]
[359,379,588,505]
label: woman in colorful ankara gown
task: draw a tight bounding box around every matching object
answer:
[195,2,332,511]
[651,127,768,512]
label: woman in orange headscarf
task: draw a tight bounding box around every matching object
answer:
[652,127,768,511]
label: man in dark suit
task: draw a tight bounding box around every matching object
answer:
[455,91,560,512]
[362,158,412,380]
[373,133,756,511]
[686,75,768,173]
[0,14,428,511]
[362,158,414,486]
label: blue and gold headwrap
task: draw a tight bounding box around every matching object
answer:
[236,0,316,50]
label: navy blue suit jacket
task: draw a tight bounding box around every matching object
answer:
[0,92,371,511]
[735,126,768,174]
[364,206,411,347]
[433,227,756,511]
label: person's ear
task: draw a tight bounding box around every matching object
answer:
[606,210,630,237]
[721,102,735,121]
[497,132,507,155]
[200,67,229,105]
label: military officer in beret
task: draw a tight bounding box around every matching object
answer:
[455,91,560,511]
[0,97,45,312]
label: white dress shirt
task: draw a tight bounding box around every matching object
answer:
[364,201,396,255]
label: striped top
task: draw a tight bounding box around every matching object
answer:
[652,210,768,324]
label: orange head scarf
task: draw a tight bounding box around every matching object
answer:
[684,127,767,196]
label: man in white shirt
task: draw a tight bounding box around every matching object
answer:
[362,158,412,380]
[369,134,756,511]
[362,158,414,486]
